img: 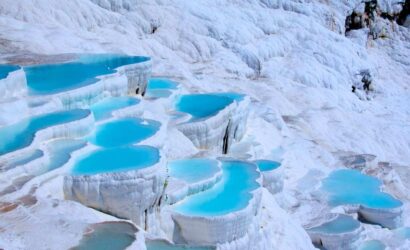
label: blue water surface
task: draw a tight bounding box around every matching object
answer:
[0,109,89,155]
[72,146,159,175]
[321,169,402,209]
[0,65,20,79]
[90,97,140,121]
[89,118,160,148]
[146,240,215,250]
[359,240,386,250]
[47,139,87,171]
[174,160,259,216]
[24,54,149,95]
[168,159,220,183]
[308,214,360,234]
[253,160,281,172]
[175,94,234,120]
[71,222,136,250]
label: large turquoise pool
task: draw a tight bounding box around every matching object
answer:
[321,169,402,209]
[253,160,281,172]
[173,160,259,216]
[307,214,360,234]
[24,54,149,95]
[90,97,140,121]
[71,222,136,250]
[0,109,89,155]
[88,118,160,148]
[71,146,159,175]
[168,159,220,183]
[0,65,20,80]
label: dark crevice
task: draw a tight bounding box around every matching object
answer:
[144,209,148,231]
[222,120,231,154]
[135,88,139,95]
[398,0,410,25]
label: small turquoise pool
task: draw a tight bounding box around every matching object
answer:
[359,240,386,250]
[47,139,87,171]
[24,54,149,95]
[1,149,43,171]
[321,169,402,209]
[168,159,220,183]
[175,94,233,120]
[394,227,410,239]
[212,92,245,102]
[146,78,178,97]
[88,118,160,148]
[307,214,360,234]
[71,222,136,250]
[90,97,140,121]
[0,65,20,79]
[174,160,259,216]
[146,240,215,250]
[253,160,281,172]
[0,109,89,155]
[71,146,159,175]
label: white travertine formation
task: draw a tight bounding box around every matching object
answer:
[121,60,152,96]
[176,97,250,154]
[0,69,27,101]
[261,167,284,194]
[63,147,166,230]
[359,205,403,229]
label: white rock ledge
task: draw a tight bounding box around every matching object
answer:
[359,204,403,229]
[63,146,166,229]
[260,168,284,194]
[170,166,262,245]
[176,96,250,154]
[0,69,27,101]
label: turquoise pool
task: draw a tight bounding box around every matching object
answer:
[175,94,234,120]
[253,160,281,172]
[212,92,245,102]
[89,118,160,148]
[168,159,220,183]
[90,97,140,121]
[394,227,410,239]
[321,169,402,209]
[0,65,20,79]
[308,214,360,234]
[359,240,386,250]
[146,240,215,250]
[71,222,136,250]
[1,149,43,171]
[146,78,178,98]
[47,139,87,171]
[71,146,159,175]
[173,160,259,216]
[0,109,89,155]
[24,54,149,95]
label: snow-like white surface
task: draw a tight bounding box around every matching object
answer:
[0,0,409,249]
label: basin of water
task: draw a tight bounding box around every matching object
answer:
[0,65,20,79]
[71,222,136,250]
[146,78,178,98]
[168,159,220,183]
[358,240,386,250]
[24,54,149,95]
[47,139,87,171]
[253,160,281,172]
[394,227,410,239]
[173,160,259,216]
[0,109,89,155]
[175,94,234,120]
[89,117,160,148]
[307,214,360,234]
[71,146,159,175]
[146,240,215,250]
[90,97,140,121]
[321,169,402,209]
[0,149,43,172]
